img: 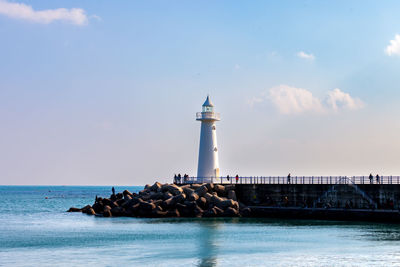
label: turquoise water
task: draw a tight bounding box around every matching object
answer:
[1,186,400,266]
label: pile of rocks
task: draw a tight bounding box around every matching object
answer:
[68,182,251,218]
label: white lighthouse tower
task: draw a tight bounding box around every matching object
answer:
[196,95,220,183]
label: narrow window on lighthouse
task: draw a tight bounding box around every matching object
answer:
[212,125,216,130]
[214,147,218,152]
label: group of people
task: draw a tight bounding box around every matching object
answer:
[369,173,381,184]
[174,173,189,184]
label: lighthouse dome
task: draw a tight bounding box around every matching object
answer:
[202,95,214,107]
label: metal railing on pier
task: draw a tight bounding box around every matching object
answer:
[175,176,400,185]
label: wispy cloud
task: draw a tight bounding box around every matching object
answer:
[0,0,90,26]
[326,88,364,112]
[297,51,315,60]
[385,34,400,56]
[250,85,364,115]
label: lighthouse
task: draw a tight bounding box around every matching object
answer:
[196,96,220,183]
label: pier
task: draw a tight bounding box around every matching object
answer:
[174,175,400,222]
[178,175,400,185]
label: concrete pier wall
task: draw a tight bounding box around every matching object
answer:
[235,184,400,210]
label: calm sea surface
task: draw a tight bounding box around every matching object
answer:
[1,186,400,266]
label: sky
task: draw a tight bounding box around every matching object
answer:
[1,0,400,185]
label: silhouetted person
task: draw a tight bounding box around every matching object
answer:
[227,175,230,181]
[174,174,177,184]
[376,174,380,184]
[235,175,239,184]
[287,173,291,184]
[178,173,182,183]
[112,187,115,196]
[369,173,373,184]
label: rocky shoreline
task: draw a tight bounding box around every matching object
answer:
[68,182,251,218]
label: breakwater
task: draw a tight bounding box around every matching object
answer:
[69,181,400,222]
[68,182,251,218]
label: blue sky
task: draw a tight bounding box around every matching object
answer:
[1,0,400,185]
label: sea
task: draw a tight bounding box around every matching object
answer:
[1,186,400,266]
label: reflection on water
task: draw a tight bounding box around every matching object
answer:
[197,220,219,267]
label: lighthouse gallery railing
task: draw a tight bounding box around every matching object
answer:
[196,112,220,120]
[177,176,400,185]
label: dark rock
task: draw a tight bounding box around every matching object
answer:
[204,208,217,217]
[204,193,213,202]
[124,194,132,201]
[210,195,224,205]
[103,205,112,212]
[80,205,92,213]
[240,207,251,217]
[150,182,162,192]
[194,205,204,217]
[67,207,81,212]
[165,184,183,195]
[223,207,239,217]
[116,199,126,206]
[205,183,214,192]
[103,210,112,217]
[123,189,133,196]
[163,197,176,208]
[167,209,180,217]
[175,193,186,203]
[214,184,225,195]
[153,199,163,207]
[102,198,115,207]
[144,184,151,190]
[191,183,206,190]
[86,208,96,215]
[188,192,199,201]
[111,206,124,216]
[141,194,152,201]
[139,201,156,212]
[116,193,123,199]
[92,202,104,213]
[213,206,224,215]
[196,197,207,209]
[152,209,168,217]
[216,199,236,210]
[183,201,197,209]
[150,192,164,200]
[183,187,195,196]
[227,190,237,201]
[195,185,208,197]
[163,192,173,200]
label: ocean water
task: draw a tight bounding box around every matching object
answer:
[1,186,400,266]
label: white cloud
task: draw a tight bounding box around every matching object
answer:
[297,51,315,60]
[326,88,364,111]
[234,64,240,70]
[268,85,323,114]
[385,34,400,56]
[250,85,364,115]
[0,0,89,25]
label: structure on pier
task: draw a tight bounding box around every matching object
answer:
[196,96,220,183]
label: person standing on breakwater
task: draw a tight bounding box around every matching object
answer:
[376,174,380,184]
[369,173,373,184]
[174,174,177,184]
[287,173,291,184]
[235,175,239,183]
[227,175,230,182]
